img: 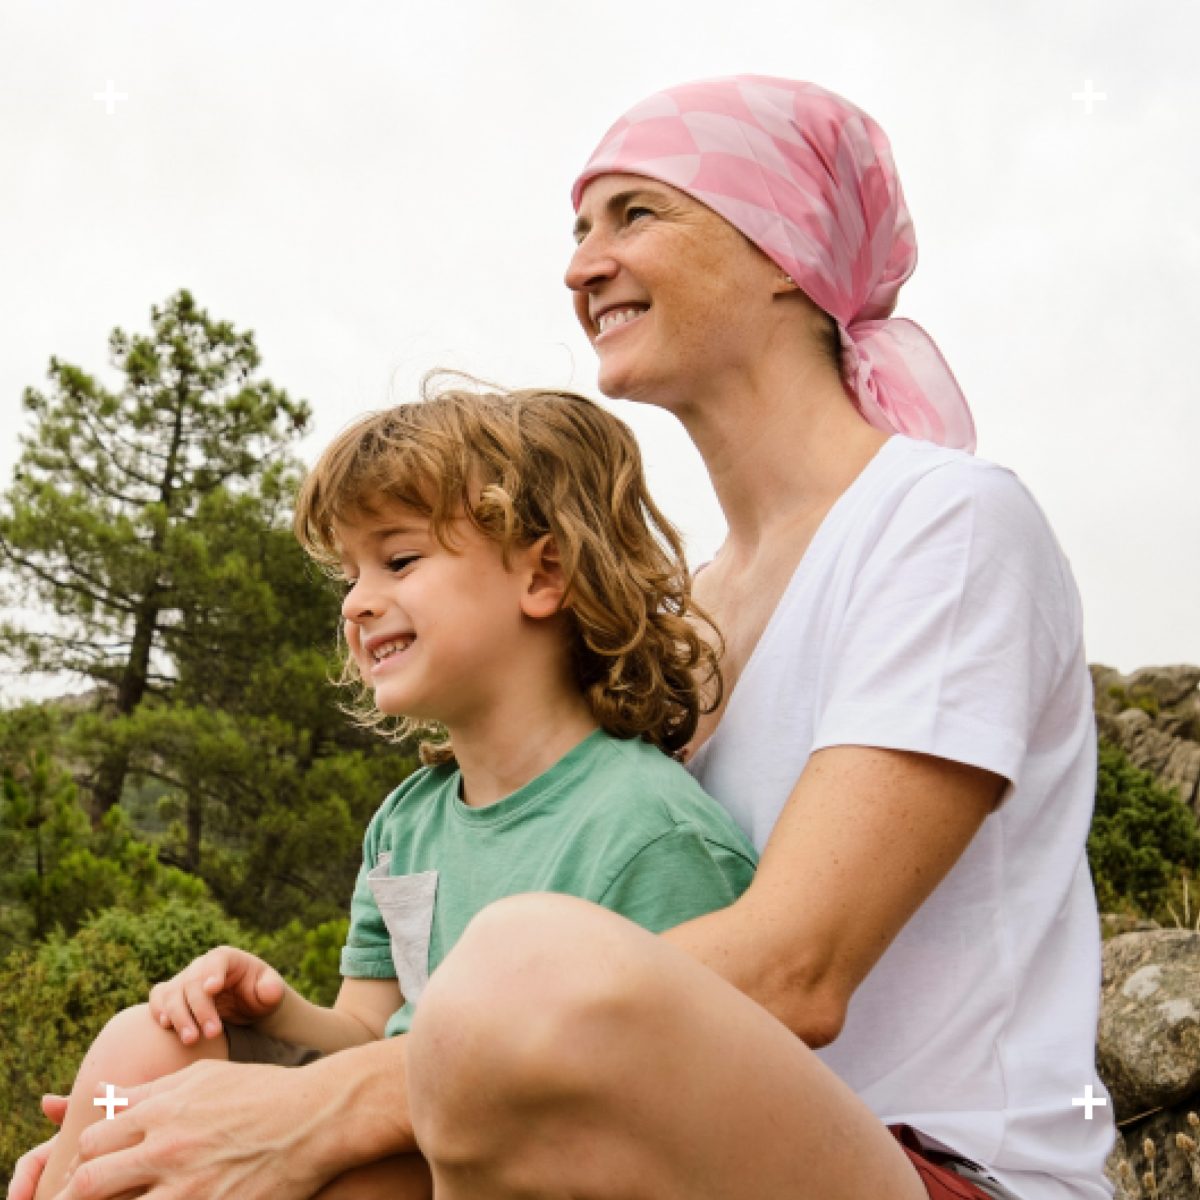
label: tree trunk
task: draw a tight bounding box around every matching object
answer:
[90,597,159,821]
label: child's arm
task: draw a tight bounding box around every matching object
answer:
[149,945,403,1055]
[256,977,404,1054]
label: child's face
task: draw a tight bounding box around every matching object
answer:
[337,505,563,725]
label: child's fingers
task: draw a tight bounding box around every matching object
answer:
[254,967,285,1010]
[183,950,228,1039]
[148,981,170,1027]
[160,979,204,1044]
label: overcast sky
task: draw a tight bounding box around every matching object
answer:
[1,0,1197,675]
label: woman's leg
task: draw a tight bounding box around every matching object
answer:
[311,1153,433,1199]
[408,894,931,1200]
[34,1003,229,1200]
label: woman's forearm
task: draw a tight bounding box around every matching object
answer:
[661,899,846,1047]
[298,1036,419,1172]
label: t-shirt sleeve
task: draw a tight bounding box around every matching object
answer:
[340,813,399,981]
[598,827,755,934]
[811,461,1079,794]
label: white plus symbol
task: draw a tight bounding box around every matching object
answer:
[93,1083,129,1120]
[93,80,128,116]
[1072,80,1107,116]
[1072,1084,1108,1119]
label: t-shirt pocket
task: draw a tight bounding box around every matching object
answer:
[367,851,439,1005]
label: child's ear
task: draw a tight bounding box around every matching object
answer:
[520,534,567,621]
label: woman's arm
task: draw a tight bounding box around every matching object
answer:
[663,745,1003,1046]
[56,1037,418,1200]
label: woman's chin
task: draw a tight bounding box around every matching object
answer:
[596,358,657,405]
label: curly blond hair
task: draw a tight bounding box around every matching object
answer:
[293,375,722,765]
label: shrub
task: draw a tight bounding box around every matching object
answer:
[0,751,207,955]
[1088,740,1200,921]
[0,898,249,1185]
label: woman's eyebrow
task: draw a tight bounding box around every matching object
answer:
[573,188,659,239]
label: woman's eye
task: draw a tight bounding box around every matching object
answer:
[626,205,654,224]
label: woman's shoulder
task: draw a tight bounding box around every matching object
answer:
[876,440,1067,568]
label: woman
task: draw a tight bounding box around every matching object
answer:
[14,77,1114,1200]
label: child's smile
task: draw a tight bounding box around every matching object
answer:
[364,632,416,675]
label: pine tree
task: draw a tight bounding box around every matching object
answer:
[0,290,311,818]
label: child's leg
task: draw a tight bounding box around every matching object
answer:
[34,1002,229,1200]
[311,1153,433,1200]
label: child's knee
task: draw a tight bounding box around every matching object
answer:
[79,1003,224,1090]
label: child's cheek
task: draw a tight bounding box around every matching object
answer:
[345,620,369,674]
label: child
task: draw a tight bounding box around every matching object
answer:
[31,380,757,1199]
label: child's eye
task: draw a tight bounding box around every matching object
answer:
[387,555,419,573]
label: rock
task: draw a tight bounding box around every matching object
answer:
[1119,1096,1200,1200]
[1099,931,1200,1121]
[1104,1128,1145,1199]
[1093,667,1200,810]
[1126,666,1200,710]
[1102,914,1163,940]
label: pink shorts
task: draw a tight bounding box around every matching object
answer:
[888,1126,998,1200]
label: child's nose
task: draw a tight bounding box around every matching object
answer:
[342,580,381,623]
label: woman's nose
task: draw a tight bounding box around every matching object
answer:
[564,233,618,294]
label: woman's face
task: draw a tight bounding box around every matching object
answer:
[566,172,787,411]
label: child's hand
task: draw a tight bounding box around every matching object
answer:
[148,946,287,1045]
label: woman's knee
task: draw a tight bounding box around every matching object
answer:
[408,894,662,1148]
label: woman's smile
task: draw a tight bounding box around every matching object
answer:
[594,304,650,341]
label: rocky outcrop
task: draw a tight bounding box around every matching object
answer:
[1100,930,1200,1197]
[1100,931,1200,1121]
[1093,665,1200,812]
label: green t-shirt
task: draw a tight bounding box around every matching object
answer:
[341,728,757,1038]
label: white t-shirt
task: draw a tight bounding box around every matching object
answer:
[687,437,1116,1200]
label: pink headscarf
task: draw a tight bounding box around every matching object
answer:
[572,76,976,453]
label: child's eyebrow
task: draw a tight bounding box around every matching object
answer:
[370,521,428,540]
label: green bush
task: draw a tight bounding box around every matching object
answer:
[0,898,251,1185]
[1,749,208,955]
[1088,739,1200,921]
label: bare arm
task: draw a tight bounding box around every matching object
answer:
[256,977,404,1055]
[663,745,1004,1047]
[57,1036,418,1199]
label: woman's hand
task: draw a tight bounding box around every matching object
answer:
[53,1040,417,1200]
[148,946,286,1044]
[55,1063,333,1200]
[8,1094,69,1200]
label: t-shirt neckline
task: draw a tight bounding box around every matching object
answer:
[448,726,611,827]
[690,436,906,775]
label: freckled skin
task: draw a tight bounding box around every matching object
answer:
[566,174,805,418]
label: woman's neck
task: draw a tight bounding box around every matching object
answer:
[675,356,889,563]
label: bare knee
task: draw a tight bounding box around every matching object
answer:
[77,1003,226,1093]
[408,894,658,1162]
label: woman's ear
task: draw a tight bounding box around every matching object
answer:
[519,534,568,621]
